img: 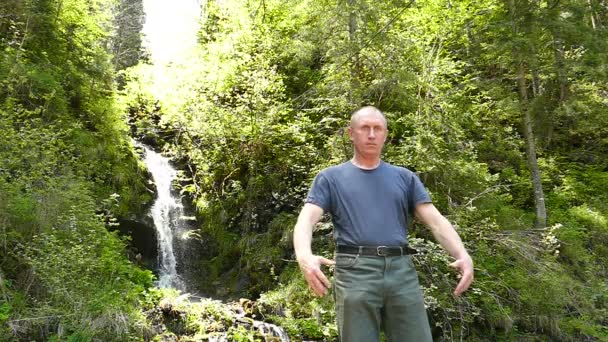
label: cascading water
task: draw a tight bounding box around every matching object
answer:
[140,0,203,292]
[139,144,290,340]
[138,143,186,290]
[139,0,290,339]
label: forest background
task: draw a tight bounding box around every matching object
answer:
[0,0,607,341]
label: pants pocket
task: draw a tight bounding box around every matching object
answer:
[335,253,359,268]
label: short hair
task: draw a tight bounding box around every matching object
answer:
[350,106,387,128]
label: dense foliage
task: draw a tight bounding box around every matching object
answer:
[1,0,607,340]
[124,0,608,340]
[0,0,154,340]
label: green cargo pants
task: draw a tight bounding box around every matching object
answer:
[333,253,432,342]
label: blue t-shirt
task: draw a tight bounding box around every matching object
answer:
[305,161,431,246]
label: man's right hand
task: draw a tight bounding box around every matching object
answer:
[297,254,335,297]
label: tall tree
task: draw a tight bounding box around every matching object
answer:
[508,0,547,227]
[347,0,359,101]
[111,0,146,71]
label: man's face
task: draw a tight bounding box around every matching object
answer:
[348,112,388,158]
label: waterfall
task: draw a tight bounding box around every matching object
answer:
[138,145,290,341]
[139,0,203,291]
[137,1,290,340]
[138,143,187,290]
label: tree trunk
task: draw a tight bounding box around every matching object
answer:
[517,62,547,228]
[508,0,548,228]
[347,0,359,101]
[588,0,598,30]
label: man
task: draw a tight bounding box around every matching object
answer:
[293,106,474,342]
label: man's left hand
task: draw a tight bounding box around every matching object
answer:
[449,255,474,296]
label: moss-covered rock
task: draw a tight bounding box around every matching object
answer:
[143,288,291,341]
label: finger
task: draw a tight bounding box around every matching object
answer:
[449,260,461,270]
[315,269,331,289]
[307,274,328,296]
[313,283,327,297]
[319,256,336,266]
[302,264,329,296]
[307,279,323,296]
[454,272,473,296]
[311,271,330,295]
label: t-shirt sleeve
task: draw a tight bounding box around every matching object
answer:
[305,172,332,212]
[411,173,432,207]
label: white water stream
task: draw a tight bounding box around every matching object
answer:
[140,144,289,340]
[140,0,202,291]
[138,144,187,290]
[139,1,289,340]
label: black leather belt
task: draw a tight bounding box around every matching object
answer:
[336,245,417,256]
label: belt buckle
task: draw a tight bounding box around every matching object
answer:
[376,246,389,256]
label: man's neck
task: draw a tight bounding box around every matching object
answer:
[351,156,381,170]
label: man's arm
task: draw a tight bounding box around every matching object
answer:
[415,202,474,296]
[293,203,335,297]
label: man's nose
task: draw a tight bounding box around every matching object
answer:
[368,129,376,138]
